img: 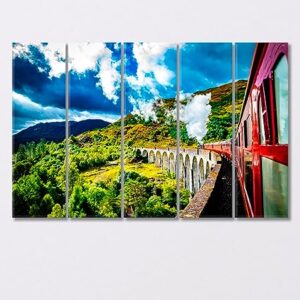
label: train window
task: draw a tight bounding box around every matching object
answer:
[274,55,288,144]
[261,79,272,143]
[258,98,265,144]
[243,116,252,148]
[243,122,247,147]
[261,157,288,217]
[244,151,253,209]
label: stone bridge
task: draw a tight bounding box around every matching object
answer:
[136,147,220,195]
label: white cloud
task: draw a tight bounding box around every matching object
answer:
[13,92,120,133]
[69,43,121,103]
[69,109,119,123]
[129,96,157,122]
[40,43,65,77]
[13,92,65,119]
[13,92,66,133]
[180,93,211,143]
[13,43,66,78]
[179,90,192,101]
[12,43,30,59]
[95,56,120,103]
[12,42,121,102]
[69,43,105,73]
[126,42,175,98]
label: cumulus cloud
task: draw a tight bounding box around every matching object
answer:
[95,55,120,103]
[40,44,65,77]
[13,43,121,103]
[13,43,65,78]
[69,43,120,103]
[180,93,211,143]
[127,43,175,98]
[69,43,104,73]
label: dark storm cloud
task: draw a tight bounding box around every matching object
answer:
[70,70,121,114]
[13,56,65,109]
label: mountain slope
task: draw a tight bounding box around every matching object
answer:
[13,119,111,150]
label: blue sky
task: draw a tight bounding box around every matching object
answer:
[12,42,121,133]
[236,43,256,80]
[13,42,255,133]
[125,42,176,115]
[181,43,232,93]
[125,43,255,117]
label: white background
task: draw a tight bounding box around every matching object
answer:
[0,0,299,299]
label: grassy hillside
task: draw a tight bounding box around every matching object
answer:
[123,80,247,147]
[201,80,247,142]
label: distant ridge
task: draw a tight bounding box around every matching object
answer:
[13,119,111,150]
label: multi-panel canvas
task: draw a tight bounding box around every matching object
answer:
[12,42,289,219]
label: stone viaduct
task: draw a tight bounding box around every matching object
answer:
[136,147,220,195]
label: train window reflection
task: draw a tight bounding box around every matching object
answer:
[274,55,288,144]
[244,151,253,208]
[243,116,252,148]
[261,157,288,217]
[258,98,265,144]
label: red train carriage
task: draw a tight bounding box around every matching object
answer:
[236,43,288,217]
[204,140,232,160]
[205,43,289,217]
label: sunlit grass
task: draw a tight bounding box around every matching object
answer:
[82,162,120,184]
[81,161,176,186]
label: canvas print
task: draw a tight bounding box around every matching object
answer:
[235,43,289,218]
[12,43,66,218]
[179,43,233,218]
[123,42,178,218]
[12,41,289,220]
[67,43,122,218]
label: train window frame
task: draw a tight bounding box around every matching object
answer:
[243,121,248,148]
[243,115,252,149]
[273,54,288,145]
[258,95,266,144]
[261,79,272,144]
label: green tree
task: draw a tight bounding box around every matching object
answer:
[124,179,148,217]
[162,185,176,207]
[48,204,66,218]
[68,185,87,218]
[40,194,54,216]
[180,189,190,210]
[13,173,43,217]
